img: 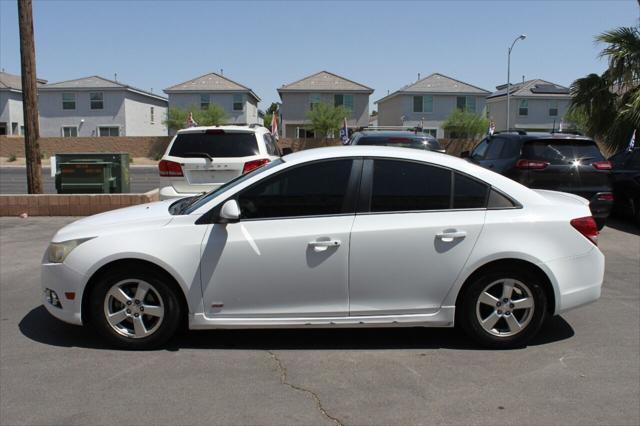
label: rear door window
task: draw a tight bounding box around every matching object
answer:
[471,139,489,160]
[485,138,506,160]
[453,173,488,209]
[169,131,259,158]
[522,139,604,164]
[370,160,451,212]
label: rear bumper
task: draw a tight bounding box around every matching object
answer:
[159,185,221,200]
[589,194,614,219]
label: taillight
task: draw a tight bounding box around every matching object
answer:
[242,158,270,174]
[158,160,183,177]
[570,216,598,245]
[516,159,549,170]
[596,192,614,201]
[592,161,612,170]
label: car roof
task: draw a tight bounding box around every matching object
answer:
[176,125,267,134]
[493,132,595,142]
[355,130,435,139]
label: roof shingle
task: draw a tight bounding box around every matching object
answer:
[0,71,47,91]
[278,71,373,93]
[375,73,489,104]
[164,72,260,101]
[487,79,571,99]
[39,75,166,101]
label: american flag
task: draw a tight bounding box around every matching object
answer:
[271,110,279,139]
[186,112,198,128]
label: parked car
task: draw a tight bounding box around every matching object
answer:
[159,125,281,200]
[462,132,613,229]
[349,130,445,153]
[42,146,604,350]
[609,147,640,225]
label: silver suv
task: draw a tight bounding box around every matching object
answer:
[159,125,281,200]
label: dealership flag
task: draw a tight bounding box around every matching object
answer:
[186,112,198,128]
[627,129,636,152]
[559,119,564,132]
[488,121,495,136]
[271,110,279,138]
[340,117,349,144]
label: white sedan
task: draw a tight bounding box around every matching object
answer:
[42,146,604,349]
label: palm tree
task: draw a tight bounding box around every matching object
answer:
[569,26,639,152]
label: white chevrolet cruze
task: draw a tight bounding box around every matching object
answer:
[42,146,604,349]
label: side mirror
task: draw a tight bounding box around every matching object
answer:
[216,199,240,224]
[282,147,293,156]
[460,151,470,158]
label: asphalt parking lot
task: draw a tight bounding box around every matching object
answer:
[0,217,638,425]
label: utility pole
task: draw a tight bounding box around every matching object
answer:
[18,0,43,194]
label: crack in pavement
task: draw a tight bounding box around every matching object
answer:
[267,350,344,426]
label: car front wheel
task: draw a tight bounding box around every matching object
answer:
[89,268,182,349]
[458,269,547,349]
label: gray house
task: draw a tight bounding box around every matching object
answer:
[278,71,373,138]
[0,71,47,136]
[164,72,260,132]
[38,76,168,137]
[486,79,572,132]
[375,73,490,138]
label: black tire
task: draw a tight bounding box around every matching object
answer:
[88,267,183,350]
[457,267,547,349]
[595,218,606,231]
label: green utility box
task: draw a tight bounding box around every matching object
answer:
[54,153,130,194]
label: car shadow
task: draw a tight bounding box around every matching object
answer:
[19,305,574,351]
[605,216,639,236]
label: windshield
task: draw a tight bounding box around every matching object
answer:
[182,158,284,214]
[169,131,259,158]
[522,139,604,164]
[357,136,441,151]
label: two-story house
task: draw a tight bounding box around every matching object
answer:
[376,73,490,138]
[278,71,373,138]
[164,72,260,132]
[0,71,47,136]
[486,79,572,132]
[38,76,168,137]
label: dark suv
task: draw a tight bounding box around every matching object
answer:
[609,147,640,225]
[349,130,445,153]
[463,131,613,229]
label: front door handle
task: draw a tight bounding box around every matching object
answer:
[436,230,467,242]
[308,239,341,252]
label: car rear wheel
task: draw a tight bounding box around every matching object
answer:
[89,268,182,349]
[458,269,547,349]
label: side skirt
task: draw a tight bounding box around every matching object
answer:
[189,307,455,330]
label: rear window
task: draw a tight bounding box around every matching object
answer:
[522,139,604,164]
[357,136,441,151]
[169,131,259,158]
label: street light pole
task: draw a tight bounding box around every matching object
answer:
[506,34,526,132]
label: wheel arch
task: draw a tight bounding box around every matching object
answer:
[453,258,556,315]
[81,258,189,326]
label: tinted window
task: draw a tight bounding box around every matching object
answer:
[263,134,280,156]
[471,139,489,160]
[371,160,451,212]
[501,140,522,159]
[488,189,517,208]
[522,140,604,165]
[169,131,259,158]
[238,160,353,219]
[485,138,505,160]
[356,136,439,151]
[454,173,488,208]
[627,151,640,169]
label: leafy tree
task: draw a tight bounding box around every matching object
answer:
[164,104,227,132]
[570,26,640,151]
[263,102,280,128]
[442,109,489,139]
[305,102,350,139]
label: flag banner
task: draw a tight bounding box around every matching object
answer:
[340,117,349,145]
[627,129,636,152]
[488,121,495,136]
[186,112,198,128]
[271,110,279,139]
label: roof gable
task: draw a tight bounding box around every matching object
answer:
[0,71,47,91]
[39,75,167,102]
[278,71,373,93]
[164,72,260,101]
[488,79,571,99]
[375,73,489,104]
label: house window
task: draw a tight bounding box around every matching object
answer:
[309,93,321,110]
[62,93,76,110]
[519,99,528,116]
[296,128,314,139]
[90,92,103,110]
[456,96,476,113]
[98,126,119,137]
[200,94,210,110]
[423,95,434,113]
[62,126,78,137]
[150,107,155,123]
[413,96,423,113]
[424,128,437,137]
[233,94,243,111]
[334,94,354,111]
[549,100,558,117]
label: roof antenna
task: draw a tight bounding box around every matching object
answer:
[387,89,390,95]
[418,72,421,81]
[220,68,223,75]
[114,73,118,82]
[522,75,525,84]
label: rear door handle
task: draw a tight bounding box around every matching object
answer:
[436,230,467,242]
[308,239,341,252]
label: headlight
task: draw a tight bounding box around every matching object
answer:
[47,238,94,263]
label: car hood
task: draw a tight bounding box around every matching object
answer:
[52,200,176,242]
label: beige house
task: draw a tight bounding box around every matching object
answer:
[375,73,489,138]
[165,72,261,133]
[278,71,373,138]
[486,79,572,132]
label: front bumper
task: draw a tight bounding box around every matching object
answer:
[41,262,85,325]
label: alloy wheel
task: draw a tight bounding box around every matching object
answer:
[103,279,165,339]
[475,278,535,337]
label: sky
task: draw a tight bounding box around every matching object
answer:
[0,0,638,111]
